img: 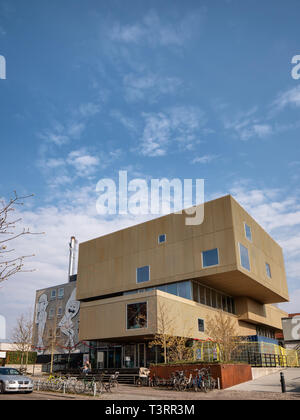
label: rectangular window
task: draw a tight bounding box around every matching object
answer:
[239,243,250,271]
[48,308,54,319]
[50,290,56,300]
[211,290,217,308]
[177,281,192,300]
[265,263,272,278]
[199,285,206,305]
[244,223,252,242]
[136,266,150,284]
[193,283,199,302]
[202,248,219,268]
[57,307,63,317]
[58,288,64,298]
[127,302,147,330]
[198,318,205,332]
[205,288,212,307]
[158,234,166,244]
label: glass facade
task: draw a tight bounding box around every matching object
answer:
[239,243,250,271]
[124,280,192,301]
[192,281,236,314]
[127,302,147,330]
[202,248,219,267]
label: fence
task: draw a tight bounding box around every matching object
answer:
[193,341,299,367]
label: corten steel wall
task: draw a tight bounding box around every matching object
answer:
[77,195,288,305]
[150,363,252,389]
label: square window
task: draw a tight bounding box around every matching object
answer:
[202,248,219,268]
[127,302,147,330]
[239,243,250,271]
[136,266,150,284]
[244,223,252,242]
[266,263,272,278]
[158,234,166,244]
[198,318,205,332]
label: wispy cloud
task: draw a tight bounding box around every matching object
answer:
[272,85,300,111]
[223,108,273,141]
[123,72,182,103]
[192,154,219,164]
[139,106,206,156]
[109,9,205,47]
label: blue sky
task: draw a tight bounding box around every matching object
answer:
[1,0,300,336]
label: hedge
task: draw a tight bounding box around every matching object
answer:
[6,351,37,365]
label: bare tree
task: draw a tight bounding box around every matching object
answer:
[11,310,34,369]
[149,302,193,363]
[149,302,175,364]
[205,312,242,363]
[0,192,42,284]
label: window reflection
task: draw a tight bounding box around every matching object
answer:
[127,302,147,330]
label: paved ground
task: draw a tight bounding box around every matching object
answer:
[0,383,300,400]
[225,368,300,393]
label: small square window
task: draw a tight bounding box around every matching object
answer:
[244,223,252,242]
[198,318,205,332]
[158,234,166,244]
[265,263,272,278]
[239,243,250,271]
[136,266,150,284]
[202,248,219,268]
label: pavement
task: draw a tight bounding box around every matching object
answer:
[0,381,300,400]
[224,368,300,393]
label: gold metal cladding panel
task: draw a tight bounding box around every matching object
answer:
[76,195,288,304]
[230,196,289,302]
[235,297,288,330]
[78,290,269,342]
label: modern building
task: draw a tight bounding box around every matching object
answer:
[33,237,90,372]
[76,195,289,369]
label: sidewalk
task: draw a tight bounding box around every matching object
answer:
[224,368,300,393]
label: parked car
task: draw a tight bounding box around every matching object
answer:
[0,367,33,394]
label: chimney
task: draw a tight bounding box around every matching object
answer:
[68,236,77,282]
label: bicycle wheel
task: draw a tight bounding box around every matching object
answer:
[201,379,208,393]
[74,381,84,394]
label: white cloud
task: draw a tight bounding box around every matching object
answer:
[272,85,300,111]
[223,108,273,141]
[67,150,100,176]
[192,154,219,164]
[0,189,153,338]
[279,289,300,314]
[109,9,205,47]
[123,73,182,103]
[139,106,206,156]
